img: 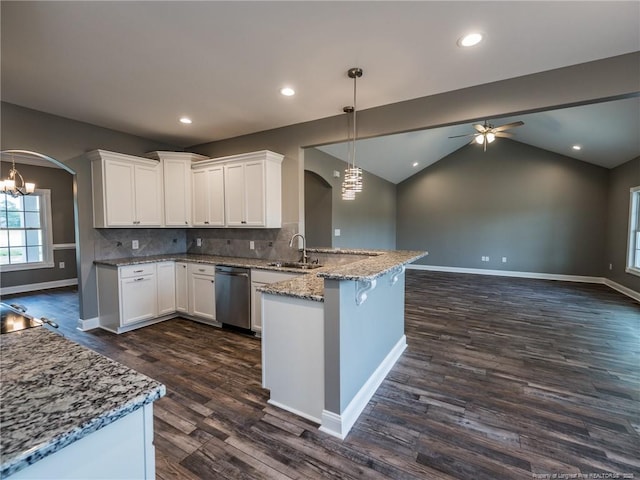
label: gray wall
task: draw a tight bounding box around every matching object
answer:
[0,162,77,289]
[304,171,332,248]
[1,102,177,320]
[397,140,609,276]
[606,157,640,291]
[191,52,639,228]
[304,148,396,250]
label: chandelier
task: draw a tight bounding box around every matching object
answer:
[1,154,35,197]
[341,67,363,200]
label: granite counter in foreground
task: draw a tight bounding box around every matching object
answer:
[0,328,165,478]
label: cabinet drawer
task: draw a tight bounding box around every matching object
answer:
[119,264,156,279]
[189,263,216,276]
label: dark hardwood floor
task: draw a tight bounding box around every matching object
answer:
[3,272,639,479]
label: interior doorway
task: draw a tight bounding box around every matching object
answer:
[304,170,332,248]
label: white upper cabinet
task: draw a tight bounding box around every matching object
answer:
[146,151,208,227]
[196,150,283,228]
[192,164,225,227]
[90,150,163,228]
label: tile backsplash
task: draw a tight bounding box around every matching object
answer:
[92,223,302,262]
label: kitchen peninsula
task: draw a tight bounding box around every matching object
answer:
[94,248,425,439]
[0,327,165,479]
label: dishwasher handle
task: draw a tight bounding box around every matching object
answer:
[216,271,249,278]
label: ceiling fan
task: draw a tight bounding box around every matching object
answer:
[449,120,524,151]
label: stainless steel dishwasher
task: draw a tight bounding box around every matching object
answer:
[215,266,251,330]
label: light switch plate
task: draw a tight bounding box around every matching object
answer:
[132,240,139,249]
[249,241,255,250]
[334,229,341,237]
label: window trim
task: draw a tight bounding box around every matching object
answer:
[0,189,54,272]
[626,186,640,277]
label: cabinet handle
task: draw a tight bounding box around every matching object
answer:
[204,221,209,225]
[198,268,205,272]
[241,220,247,224]
[185,221,188,224]
[133,270,144,273]
[134,277,146,281]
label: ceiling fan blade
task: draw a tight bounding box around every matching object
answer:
[495,131,514,138]
[492,121,524,132]
[448,133,475,138]
[473,123,487,133]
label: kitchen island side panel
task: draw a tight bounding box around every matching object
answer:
[324,272,406,416]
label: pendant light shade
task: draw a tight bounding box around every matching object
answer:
[1,153,36,197]
[341,67,363,200]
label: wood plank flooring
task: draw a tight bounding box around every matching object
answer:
[3,272,639,479]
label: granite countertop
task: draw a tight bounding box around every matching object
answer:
[94,249,427,302]
[0,328,165,478]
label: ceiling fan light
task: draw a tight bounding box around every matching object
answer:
[486,132,496,143]
[475,135,485,145]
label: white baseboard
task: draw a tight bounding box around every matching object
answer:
[319,335,407,440]
[604,279,640,303]
[407,264,640,302]
[77,317,99,331]
[1,278,78,296]
[407,264,602,283]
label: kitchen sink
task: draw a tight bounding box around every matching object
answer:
[267,261,323,270]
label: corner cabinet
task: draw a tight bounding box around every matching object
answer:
[250,269,301,335]
[193,150,283,228]
[146,151,208,227]
[89,150,163,228]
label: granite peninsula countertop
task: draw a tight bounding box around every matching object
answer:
[0,328,165,478]
[94,249,427,302]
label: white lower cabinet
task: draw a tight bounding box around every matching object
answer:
[175,262,189,313]
[251,269,301,334]
[97,263,160,333]
[157,261,176,315]
[189,263,216,321]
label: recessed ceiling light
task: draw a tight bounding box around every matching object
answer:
[280,87,295,97]
[412,162,419,167]
[458,32,483,47]
[179,117,192,124]
[572,145,582,151]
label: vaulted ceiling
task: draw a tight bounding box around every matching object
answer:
[2,1,639,177]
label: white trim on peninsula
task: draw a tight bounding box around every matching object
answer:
[319,335,407,440]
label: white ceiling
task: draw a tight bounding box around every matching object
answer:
[2,0,639,151]
[317,96,640,184]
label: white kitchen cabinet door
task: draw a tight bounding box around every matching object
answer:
[224,162,246,226]
[133,163,163,226]
[189,266,216,321]
[250,269,301,334]
[163,159,191,226]
[156,261,176,315]
[243,160,266,226]
[192,166,225,227]
[120,275,157,326]
[103,160,136,226]
[91,150,163,228]
[175,262,189,313]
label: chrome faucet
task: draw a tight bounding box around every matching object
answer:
[289,233,308,264]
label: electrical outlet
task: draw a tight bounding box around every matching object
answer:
[132,240,139,250]
[196,238,202,247]
[502,257,507,263]
[481,256,487,262]
[249,241,255,250]
[334,229,341,237]
[59,261,65,269]
[609,263,613,270]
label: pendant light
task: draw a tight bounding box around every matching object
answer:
[341,67,363,201]
[1,153,35,197]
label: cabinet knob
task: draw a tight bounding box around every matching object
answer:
[204,221,209,225]
[241,221,247,224]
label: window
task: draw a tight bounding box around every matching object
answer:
[0,190,54,271]
[627,186,640,276]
